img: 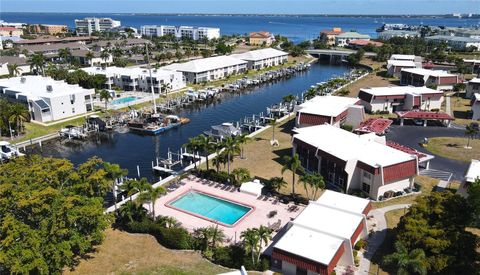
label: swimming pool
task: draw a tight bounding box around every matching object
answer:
[111,96,139,105]
[168,191,253,226]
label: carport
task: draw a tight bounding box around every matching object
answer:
[396,110,454,127]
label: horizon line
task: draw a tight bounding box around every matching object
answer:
[2,12,478,16]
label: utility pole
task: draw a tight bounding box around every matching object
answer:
[145,43,157,114]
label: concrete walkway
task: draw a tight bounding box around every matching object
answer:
[357,204,411,275]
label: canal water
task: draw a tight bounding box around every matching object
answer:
[34,61,350,180]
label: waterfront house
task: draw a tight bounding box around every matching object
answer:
[248,31,275,46]
[378,30,420,40]
[472,93,480,120]
[400,68,459,90]
[425,35,480,51]
[141,25,220,40]
[320,28,343,46]
[0,76,94,123]
[358,86,444,113]
[335,32,370,47]
[0,56,30,76]
[271,190,371,275]
[82,66,185,92]
[230,48,288,70]
[466,78,480,98]
[458,159,480,197]
[295,95,364,128]
[292,124,418,200]
[162,55,247,84]
[75,17,121,35]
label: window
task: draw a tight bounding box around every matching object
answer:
[296,267,308,275]
[363,171,372,180]
[362,182,371,194]
[85,95,91,100]
[72,108,75,113]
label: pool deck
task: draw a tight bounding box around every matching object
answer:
[150,176,305,244]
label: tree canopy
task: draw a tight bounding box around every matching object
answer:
[0,156,111,274]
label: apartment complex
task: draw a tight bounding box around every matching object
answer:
[0,76,94,122]
[400,68,459,90]
[230,48,288,70]
[386,54,422,77]
[0,27,23,38]
[75,17,121,35]
[378,30,420,40]
[358,86,443,113]
[294,95,364,128]
[249,31,275,46]
[292,124,418,200]
[425,35,480,50]
[82,66,185,92]
[163,55,247,84]
[272,190,371,275]
[28,24,68,35]
[140,25,220,40]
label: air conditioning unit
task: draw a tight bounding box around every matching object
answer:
[20,77,26,83]
[46,85,53,92]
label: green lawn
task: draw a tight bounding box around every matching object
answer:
[12,116,89,143]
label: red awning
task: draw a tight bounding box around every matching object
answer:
[355,118,393,135]
[387,141,426,159]
[395,110,454,120]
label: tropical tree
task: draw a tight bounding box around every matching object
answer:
[58,48,72,63]
[7,63,22,77]
[119,178,150,201]
[465,123,479,148]
[212,150,229,172]
[195,135,215,170]
[282,94,295,103]
[117,200,148,225]
[161,82,172,96]
[103,162,128,211]
[304,88,317,100]
[193,225,225,252]
[383,242,428,275]
[232,167,251,185]
[281,153,304,196]
[265,177,287,193]
[100,49,110,64]
[98,89,112,110]
[256,226,273,263]
[29,53,46,75]
[157,215,180,228]
[85,51,95,66]
[185,137,201,170]
[241,228,260,266]
[137,185,166,219]
[300,172,325,200]
[235,134,250,159]
[8,103,29,134]
[222,136,241,175]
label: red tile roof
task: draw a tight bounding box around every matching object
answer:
[395,110,454,120]
[0,27,19,31]
[348,39,384,47]
[387,141,427,159]
[355,118,392,134]
[321,28,343,35]
[249,31,271,38]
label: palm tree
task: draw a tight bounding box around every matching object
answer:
[103,162,128,211]
[304,88,317,100]
[282,94,295,103]
[256,226,272,263]
[266,177,287,193]
[212,151,228,172]
[222,136,240,176]
[119,178,150,201]
[100,49,110,64]
[157,216,180,228]
[465,124,479,148]
[98,89,112,110]
[7,63,22,77]
[207,225,225,250]
[231,167,251,185]
[300,172,325,200]
[29,53,46,76]
[269,118,278,143]
[383,242,427,275]
[161,83,172,96]
[195,135,215,170]
[281,153,304,196]
[58,48,72,63]
[85,51,95,66]
[137,185,166,219]
[235,134,250,159]
[8,103,29,134]
[241,228,260,266]
[185,137,201,170]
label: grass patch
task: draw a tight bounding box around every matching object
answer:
[11,116,88,143]
[64,228,229,275]
[425,137,480,163]
[342,69,395,97]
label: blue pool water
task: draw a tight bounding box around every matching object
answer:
[111,96,139,105]
[169,191,252,226]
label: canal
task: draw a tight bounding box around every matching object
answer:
[34,61,350,180]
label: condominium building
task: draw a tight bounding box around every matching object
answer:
[230,48,288,70]
[28,24,68,35]
[162,55,247,84]
[386,54,423,77]
[140,25,220,40]
[271,190,371,275]
[358,86,444,113]
[0,27,23,38]
[400,68,459,90]
[0,76,95,122]
[378,30,420,40]
[82,66,185,92]
[75,17,121,35]
[425,35,480,50]
[292,124,418,200]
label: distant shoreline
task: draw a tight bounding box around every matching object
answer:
[2,12,479,19]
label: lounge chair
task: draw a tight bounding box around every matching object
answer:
[267,210,278,218]
[229,186,236,192]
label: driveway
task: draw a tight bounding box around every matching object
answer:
[386,125,469,180]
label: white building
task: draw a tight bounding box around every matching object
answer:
[458,159,480,197]
[82,66,185,93]
[466,78,480,98]
[400,68,459,90]
[271,190,371,275]
[292,124,418,200]
[425,35,480,51]
[71,50,113,66]
[0,76,94,123]
[335,32,371,47]
[295,95,364,128]
[0,56,30,76]
[163,56,247,84]
[378,30,420,40]
[75,17,121,35]
[230,48,288,70]
[387,60,417,78]
[358,86,444,113]
[472,93,480,120]
[141,25,220,40]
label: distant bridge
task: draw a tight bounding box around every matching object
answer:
[306,49,377,61]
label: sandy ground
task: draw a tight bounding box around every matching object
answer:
[343,70,397,97]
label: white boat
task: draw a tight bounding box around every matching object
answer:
[0,141,24,161]
[59,125,87,139]
[185,90,199,100]
[204,122,241,140]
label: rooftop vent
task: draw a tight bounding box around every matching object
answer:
[46,85,53,92]
[20,77,26,83]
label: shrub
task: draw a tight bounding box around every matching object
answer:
[258,257,270,271]
[354,239,366,250]
[431,108,440,112]
[213,245,246,269]
[159,227,192,249]
[341,124,353,132]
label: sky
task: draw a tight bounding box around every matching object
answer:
[1,0,479,14]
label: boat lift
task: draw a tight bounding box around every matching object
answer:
[152,148,183,174]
